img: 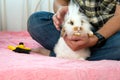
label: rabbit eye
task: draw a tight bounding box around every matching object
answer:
[81,20,84,25]
[69,20,74,25]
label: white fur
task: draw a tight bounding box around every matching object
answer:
[54,0,93,60]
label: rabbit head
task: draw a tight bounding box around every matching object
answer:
[61,0,93,38]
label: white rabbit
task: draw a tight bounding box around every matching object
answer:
[54,0,93,60]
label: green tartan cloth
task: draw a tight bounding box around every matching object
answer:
[76,0,120,28]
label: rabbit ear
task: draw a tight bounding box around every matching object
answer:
[68,0,80,14]
[69,0,79,7]
[68,0,85,14]
[64,0,80,21]
[61,27,66,37]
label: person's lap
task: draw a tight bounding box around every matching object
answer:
[27,11,120,61]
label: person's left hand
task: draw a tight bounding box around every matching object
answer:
[64,34,92,51]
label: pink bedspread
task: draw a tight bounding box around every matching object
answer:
[0,31,120,80]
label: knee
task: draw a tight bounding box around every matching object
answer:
[27,11,53,34]
[27,12,39,34]
[27,12,43,32]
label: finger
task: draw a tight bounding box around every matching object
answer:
[58,7,68,19]
[70,36,82,41]
[64,35,89,50]
[65,39,73,49]
[56,12,64,26]
[64,36,78,50]
[56,12,61,19]
[53,14,59,24]
[71,34,89,41]
[77,39,89,48]
[54,11,62,21]
[53,21,59,30]
[67,40,80,51]
[52,14,61,30]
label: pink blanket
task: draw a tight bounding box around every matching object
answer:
[0,31,120,80]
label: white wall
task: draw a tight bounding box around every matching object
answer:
[6,0,24,31]
[0,0,54,31]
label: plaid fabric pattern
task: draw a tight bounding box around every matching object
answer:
[76,0,120,29]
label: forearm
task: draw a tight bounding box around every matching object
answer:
[53,0,69,13]
[97,15,120,39]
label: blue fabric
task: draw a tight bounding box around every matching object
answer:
[27,11,120,60]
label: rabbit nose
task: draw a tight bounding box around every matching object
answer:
[73,26,83,31]
[79,27,83,30]
[73,27,78,31]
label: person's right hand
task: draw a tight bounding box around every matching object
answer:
[52,6,68,30]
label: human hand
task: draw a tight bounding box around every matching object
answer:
[52,6,68,30]
[64,34,98,51]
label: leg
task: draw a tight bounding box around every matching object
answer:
[27,11,60,56]
[88,31,120,61]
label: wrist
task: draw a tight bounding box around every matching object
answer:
[93,32,106,47]
[89,35,98,47]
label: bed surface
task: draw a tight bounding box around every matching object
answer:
[0,31,120,80]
